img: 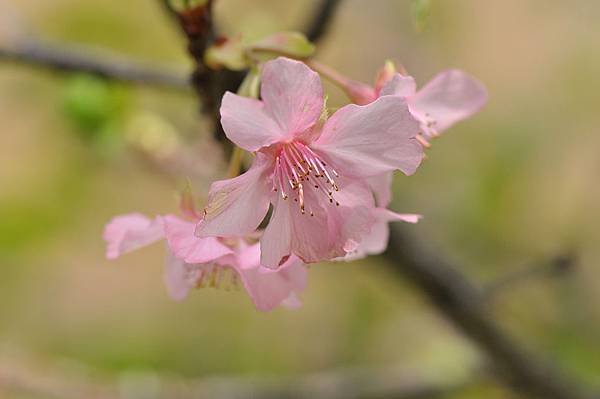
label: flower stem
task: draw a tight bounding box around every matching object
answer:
[227,146,245,178]
[305,59,351,89]
[306,59,375,104]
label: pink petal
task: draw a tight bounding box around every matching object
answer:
[163,249,198,301]
[260,191,326,267]
[373,61,399,94]
[367,172,393,207]
[103,213,164,260]
[379,74,417,98]
[281,292,303,309]
[163,215,233,263]
[164,251,238,302]
[234,239,262,271]
[409,69,487,135]
[334,177,376,208]
[346,208,422,260]
[329,181,376,256]
[344,80,378,105]
[260,193,293,268]
[236,244,307,312]
[261,179,375,268]
[195,153,273,238]
[290,200,337,264]
[220,92,284,151]
[313,95,424,177]
[346,219,390,260]
[261,57,323,137]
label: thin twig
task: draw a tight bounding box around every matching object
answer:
[484,252,577,300]
[159,0,179,19]
[385,227,595,399]
[0,0,345,93]
[0,40,189,90]
[159,0,245,147]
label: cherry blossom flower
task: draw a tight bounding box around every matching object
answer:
[195,57,424,268]
[379,70,487,141]
[336,63,487,258]
[345,62,488,142]
[103,213,306,312]
[344,209,421,260]
[341,171,422,261]
[342,62,487,206]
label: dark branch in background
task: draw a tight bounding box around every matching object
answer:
[483,252,577,300]
[304,0,342,42]
[158,0,180,20]
[160,0,244,147]
[0,0,343,104]
[385,227,594,399]
[0,40,189,90]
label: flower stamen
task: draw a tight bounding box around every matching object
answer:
[273,141,341,214]
[192,265,241,291]
[421,112,439,137]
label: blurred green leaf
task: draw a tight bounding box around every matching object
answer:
[249,32,315,59]
[413,0,431,32]
[205,31,315,71]
[62,74,128,146]
[204,36,248,71]
[237,68,261,98]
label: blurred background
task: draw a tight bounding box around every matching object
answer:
[1,0,599,397]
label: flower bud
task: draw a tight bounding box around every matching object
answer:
[374,60,397,93]
[344,80,377,105]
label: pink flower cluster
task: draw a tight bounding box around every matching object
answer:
[104,57,486,311]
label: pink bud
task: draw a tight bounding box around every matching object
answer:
[374,60,398,94]
[344,80,377,105]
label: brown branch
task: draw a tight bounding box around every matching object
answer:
[159,0,245,146]
[158,0,180,20]
[0,0,343,91]
[484,252,577,300]
[304,0,343,43]
[385,227,595,399]
[160,0,344,145]
[0,39,189,89]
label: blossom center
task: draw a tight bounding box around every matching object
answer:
[187,264,240,291]
[272,141,340,215]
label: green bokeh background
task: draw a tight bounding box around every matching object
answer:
[1,1,599,397]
